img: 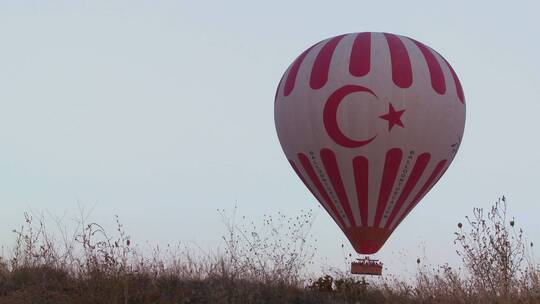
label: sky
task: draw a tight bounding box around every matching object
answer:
[1,0,540,276]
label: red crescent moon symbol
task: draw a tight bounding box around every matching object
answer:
[323,85,378,148]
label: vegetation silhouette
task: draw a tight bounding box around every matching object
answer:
[1,197,538,303]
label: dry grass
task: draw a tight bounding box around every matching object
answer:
[1,197,540,303]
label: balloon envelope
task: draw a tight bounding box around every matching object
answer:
[274,32,465,254]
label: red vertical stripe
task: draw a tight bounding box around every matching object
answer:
[284,46,315,97]
[289,159,340,227]
[297,153,347,228]
[289,159,316,197]
[349,32,371,77]
[374,148,403,227]
[409,39,446,94]
[383,33,413,88]
[384,153,431,229]
[442,57,465,103]
[310,35,346,90]
[320,148,357,226]
[393,159,448,228]
[353,156,369,226]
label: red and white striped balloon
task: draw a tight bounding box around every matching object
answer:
[274,32,465,254]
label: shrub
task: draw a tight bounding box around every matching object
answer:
[0,197,539,303]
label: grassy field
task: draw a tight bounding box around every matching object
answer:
[1,197,540,303]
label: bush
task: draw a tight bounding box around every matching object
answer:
[0,197,540,303]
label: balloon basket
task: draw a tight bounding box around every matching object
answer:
[351,257,382,275]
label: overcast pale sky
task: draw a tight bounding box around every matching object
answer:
[1,0,539,276]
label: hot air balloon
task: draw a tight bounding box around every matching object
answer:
[274,32,465,275]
